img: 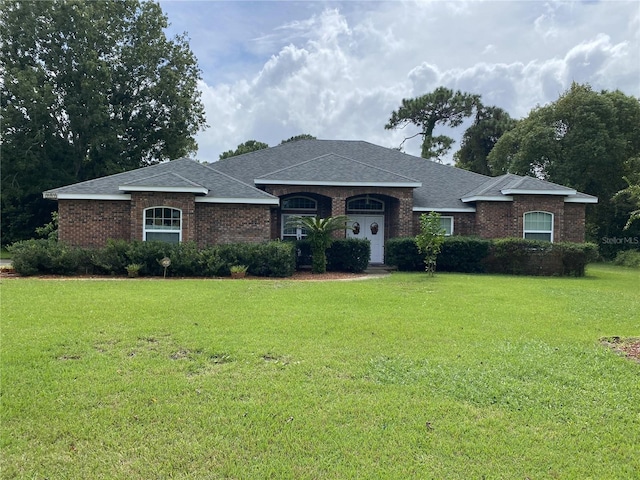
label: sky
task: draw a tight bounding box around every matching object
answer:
[157,0,640,163]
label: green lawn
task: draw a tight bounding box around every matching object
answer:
[1,265,639,479]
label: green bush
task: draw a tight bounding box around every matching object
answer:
[91,239,130,275]
[8,239,90,276]
[246,242,296,277]
[487,238,552,275]
[438,236,491,273]
[613,249,640,268]
[326,239,370,273]
[558,242,599,276]
[385,237,423,271]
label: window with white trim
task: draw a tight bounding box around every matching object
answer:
[281,196,317,240]
[282,214,314,240]
[144,207,182,243]
[347,196,384,212]
[523,211,553,242]
[440,216,454,236]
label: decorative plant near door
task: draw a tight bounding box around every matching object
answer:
[415,212,446,275]
[286,216,351,273]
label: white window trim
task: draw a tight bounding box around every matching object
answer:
[143,206,183,242]
[281,213,315,240]
[440,216,454,236]
[347,196,385,212]
[281,195,318,211]
[523,211,554,242]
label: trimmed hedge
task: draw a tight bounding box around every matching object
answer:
[385,236,598,277]
[8,239,296,278]
[295,238,371,273]
[326,239,370,273]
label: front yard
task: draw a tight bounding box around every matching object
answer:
[1,265,638,478]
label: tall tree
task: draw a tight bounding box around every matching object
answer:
[280,134,316,144]
[454,106,516,175]
[219,140,269,160]
[1,0,206,245]
[487,83,640,253]
[385,87,481,161]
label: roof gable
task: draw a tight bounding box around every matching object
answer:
[255,153,421,187]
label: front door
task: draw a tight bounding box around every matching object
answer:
[347,215,385,264]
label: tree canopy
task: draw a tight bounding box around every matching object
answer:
[385,87,481,161]
[454,106,516,176]
[1,0,206,244]
[487,83,640,253]
[280,134,316,144]
[219,140,269,160]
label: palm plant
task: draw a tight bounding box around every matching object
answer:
[286,215,350,273]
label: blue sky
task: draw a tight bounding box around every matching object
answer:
[157,0,640,162]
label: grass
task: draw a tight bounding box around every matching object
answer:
[0,248,11,260]
[1,264,639,479]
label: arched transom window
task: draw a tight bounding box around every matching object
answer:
[347,196,384,212]
[523,211,553,242]
[144,207,182,243]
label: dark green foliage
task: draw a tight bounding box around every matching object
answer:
[8,239,89,276]
[294,239,312,269]
[385,236,598,276]
[219,140,269,160]
[326,239,370,273]
[613,249,640,268]
[1,0,206,244]
[487,238,554,275]
[437,237,491,273]
[8,240,295,278]
[280,134,316,144]
[386,87,481,161]
[385,238,423,271]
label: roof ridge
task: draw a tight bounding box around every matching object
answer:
[198,162,277,199]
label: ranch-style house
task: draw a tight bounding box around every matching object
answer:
[43,139,597,264]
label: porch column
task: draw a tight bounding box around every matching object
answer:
[331,196,347,238]
[397,195,414,237]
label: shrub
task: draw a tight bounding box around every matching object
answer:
[385,237,423,271]
[91,239,130,275]
[326,239,370,273]
[558,242,599,276]
[613,249,640,268]
[247,242,296,277]
[486,238,552,275]
[8,239,90,276]
[438,236,491,273]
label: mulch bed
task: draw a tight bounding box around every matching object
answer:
[601,337,640,363]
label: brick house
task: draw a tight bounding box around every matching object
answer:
[43,140,597,263]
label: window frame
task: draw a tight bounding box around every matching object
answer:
[281,213,315,240]
[143,206,182,243]
[439,216,454,236]
[523,211,554,242]
[281,196,318,211]
[347,196,385,213]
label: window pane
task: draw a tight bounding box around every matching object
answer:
[525,212,552,230]
[525,232,552,241]
[146,232,180,243]
[347,197,384,211]
[282,197,317,210]
[439,217,453,236]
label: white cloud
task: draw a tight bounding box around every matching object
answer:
[165,1,640,162]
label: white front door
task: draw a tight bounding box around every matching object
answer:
[347,215,385,264]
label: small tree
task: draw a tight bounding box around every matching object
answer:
[415,212,445,274]
[287,216,350,273]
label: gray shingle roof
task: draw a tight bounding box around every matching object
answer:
[44,158,278,203]
[44,140,597,208]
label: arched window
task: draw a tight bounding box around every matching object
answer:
[281,196,317,240]
[347,196,384,212]
[523,211,553,242]
[144,207,182,243]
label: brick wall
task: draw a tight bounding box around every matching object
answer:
[195,203,272,247]
[264,185,415,238]
[563,203,587,242]
[58,200,130,248]
[411,211,476,236]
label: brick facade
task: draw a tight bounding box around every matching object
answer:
[264,185,415,240]
[195,203,271,247]
[57,188,588,251]
[58,199,130,248]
